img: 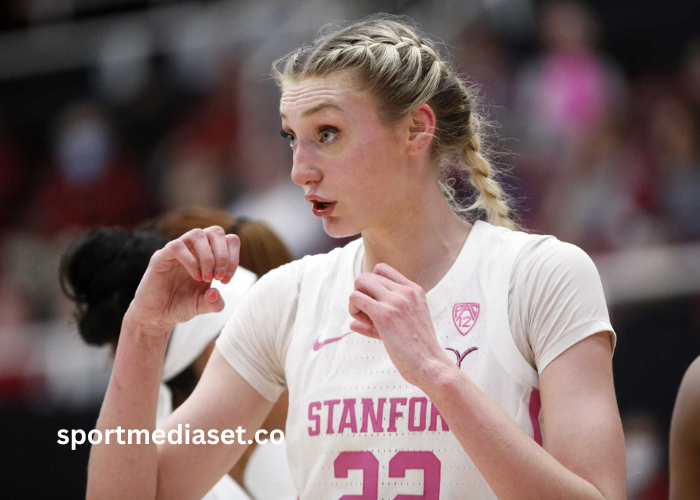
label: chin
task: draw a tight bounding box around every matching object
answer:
[321,216,362,239]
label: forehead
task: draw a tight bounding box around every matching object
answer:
[279,72,373,121]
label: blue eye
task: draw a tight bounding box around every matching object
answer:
[280,129,296,148]
[318,125,339,144]
[280,126,338,148]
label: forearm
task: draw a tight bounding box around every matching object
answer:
[421,366,608,500]
[86,314,171,500]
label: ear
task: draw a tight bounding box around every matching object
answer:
[405,103,436,157]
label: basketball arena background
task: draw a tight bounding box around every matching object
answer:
[0,1,698,498]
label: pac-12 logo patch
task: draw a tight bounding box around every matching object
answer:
[452,302,480,336]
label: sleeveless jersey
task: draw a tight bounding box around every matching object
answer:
[218,222,565,499]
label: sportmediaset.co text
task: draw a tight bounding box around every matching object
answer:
[57,424,284,450]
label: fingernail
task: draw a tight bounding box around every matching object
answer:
[205,271,214,282]
[216,268,226,280]
[195,270,202,281]
[223,273,233,284]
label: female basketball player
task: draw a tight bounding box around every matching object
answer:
[86,16,626,499]
[670,355,700,499]
[61,208,294,499]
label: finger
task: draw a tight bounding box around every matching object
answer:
[204,226,229,281]
[350,320,381,340]
[373,263,415,287]
[355,273,392,302]
[163,239,200,281]
[367,273,401,291]
[197,286,225,314]
[349,290,382,319]
[187,229,216,282]
[349,291,379,327]
[222,234,240,284]
[349,307,373,328]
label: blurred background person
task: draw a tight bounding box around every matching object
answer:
[60,208,296,500]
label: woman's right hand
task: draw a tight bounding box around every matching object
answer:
[125,226,240,335]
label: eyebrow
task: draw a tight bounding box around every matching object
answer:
[280,102,343,120]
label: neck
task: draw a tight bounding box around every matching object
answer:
[360,181,472,293]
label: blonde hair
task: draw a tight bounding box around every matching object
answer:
[272,15,518,230]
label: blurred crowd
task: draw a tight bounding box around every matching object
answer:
[0,1,697,326]
[0,1,699,499]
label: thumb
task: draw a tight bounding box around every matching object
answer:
[197,287,226,315]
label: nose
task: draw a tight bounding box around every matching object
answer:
[290,143,322,187]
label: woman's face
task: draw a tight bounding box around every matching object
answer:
[280,72,412,238]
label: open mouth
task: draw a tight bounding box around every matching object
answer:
[311,200,336,217]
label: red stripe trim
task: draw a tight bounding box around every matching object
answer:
[529,388,542,447]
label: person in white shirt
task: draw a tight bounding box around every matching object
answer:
[85,15,626,500]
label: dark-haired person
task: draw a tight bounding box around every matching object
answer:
[86,16,625,500]
[670,355,700,499]
[61,209,295,499]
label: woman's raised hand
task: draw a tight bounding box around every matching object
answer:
[348,263,455,388]
[125,226,240,335]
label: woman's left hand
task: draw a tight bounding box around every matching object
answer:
[348,263,455,388]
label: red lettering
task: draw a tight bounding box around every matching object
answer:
[308,401,321,436]
[388,398,407,433]
[429,403,450,431]
[338,399,358,434]
[408,397,427,432]
[324,399,341,435]
[360,398,385,433]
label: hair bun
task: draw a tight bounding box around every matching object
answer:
[60,228,168,346]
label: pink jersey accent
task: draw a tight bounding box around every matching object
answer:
[308,402,322,436]
[529,388,543,446]
[452,302,481,335]
[338,399,358,434]
[408,397,427,432]
[389,451,441,500]
[360,398,385,433]
[445,346,479,368]
[313,332,353,351]
[334,451,379,499]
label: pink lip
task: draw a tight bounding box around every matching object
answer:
[305,194,334,203]
[312,201,336,217]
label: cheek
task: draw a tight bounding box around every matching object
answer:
[343,142,387,203]
[352,129,398,180]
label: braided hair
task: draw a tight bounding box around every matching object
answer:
[272,14,518,230]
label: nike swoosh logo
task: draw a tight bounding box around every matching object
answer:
[313,332,353,351]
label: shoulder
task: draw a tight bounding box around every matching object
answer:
[511,232,601,291]
[506,230,614,372]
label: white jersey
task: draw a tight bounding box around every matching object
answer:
[217,221,616,499]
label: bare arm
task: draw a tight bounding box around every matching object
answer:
[670,356,700,500]
[86,317,169,499]
[86,227,273,500]
[156,349,273,500]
